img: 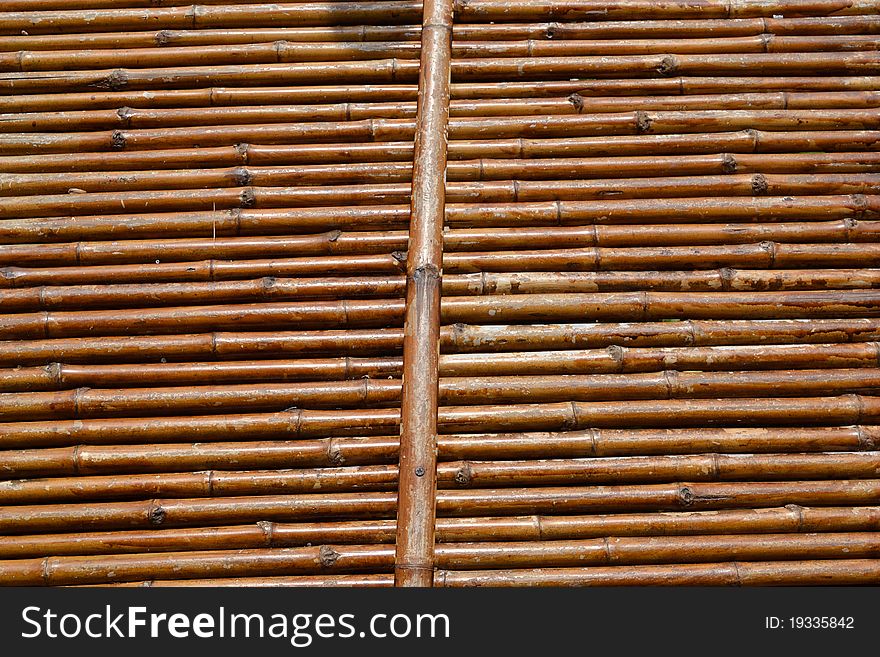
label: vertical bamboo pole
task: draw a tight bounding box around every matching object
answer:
[394,0,453,587]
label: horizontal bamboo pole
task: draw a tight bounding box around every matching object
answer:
[2,318,879,368]
[2,174,877,219]
[4,76,880,115]
[5,268,880,313]
[2,341,878,392]
[1,0,877,36]
[5,218,879,267]
[4,451,880,504]
[434,559,880,586]
[4,532,880,585]
[2,479,879,533]
[3,506,878,559]
[2,368,880,421]
[2,15,880,51]
[454,1,880,21]
[4,35,880,74]
[4,110,879,155]
[5,154,880,198]
[5,365,880,420]
[5,289,880,339]
[2,395,880,450]
[3,195,876,244]
[125,574,394,587]
[4,426,877,478]
[7,244,880,291]
[6,130,880,177]
[3,53,880,94]
[105,559,880,586]
[0,2,424,36]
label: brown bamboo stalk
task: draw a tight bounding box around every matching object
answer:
[3,268,880,313]
[4,532,880,585]
[3,506,879,559]
[2,318,879,368]
[434,559,880,586]
[2,479,879,534]
[2,195,875,243]
[2,396,880,450]
[2,340,877,392]
[394,0,452,588]
[0,2,424,36]
[2,367,880,422]
[4,451,880,505]
[4,153,880,196]
[4,426,877,478]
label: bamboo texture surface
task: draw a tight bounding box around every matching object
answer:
[1,0,879,587]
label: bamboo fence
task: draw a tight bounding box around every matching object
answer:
[0,0,879,587]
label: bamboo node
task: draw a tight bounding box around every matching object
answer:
[240,189,256,208]
[234,143,250,164]
[154,30,173,46]
[453,462,472,486]
[46,362,63,387]
[679,486,695,506]
[657,56,679,76]
[232,167,251,187]
[760,241,778,266]
[411,263,441,284]
[607,345,625,372]
[856,425,877,451]
[326,437,345,466]
[110,131,127,151]
[751,174,769,195]
[318,545,340,568]
[635,111,652,134]
[147,502,166,526]
[94,69,128,92]
[391,251,408,271]
[784,504,806,532]
[567,93,584,113]
[257,521,275,546]
[721,153,738,174]
[719,267,735,292]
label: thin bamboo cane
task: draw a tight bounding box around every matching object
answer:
[3,532,880,586]
[394,0,452,588]
[2,195,875,243]
[2,318,879,368]
[3,220,878,269]
[2,396,880,450]
[2,368,880,421]
[4,153,880,196]
[5,35,880,74]
[434,560,880,586]
[4,426,877,478]
[1,341,878,391]
[2,479,879,534]
[4,452,880,505]
[4,268,880,313]
[4,290,880,340]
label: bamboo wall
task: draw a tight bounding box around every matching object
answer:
[1,0,880,586]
